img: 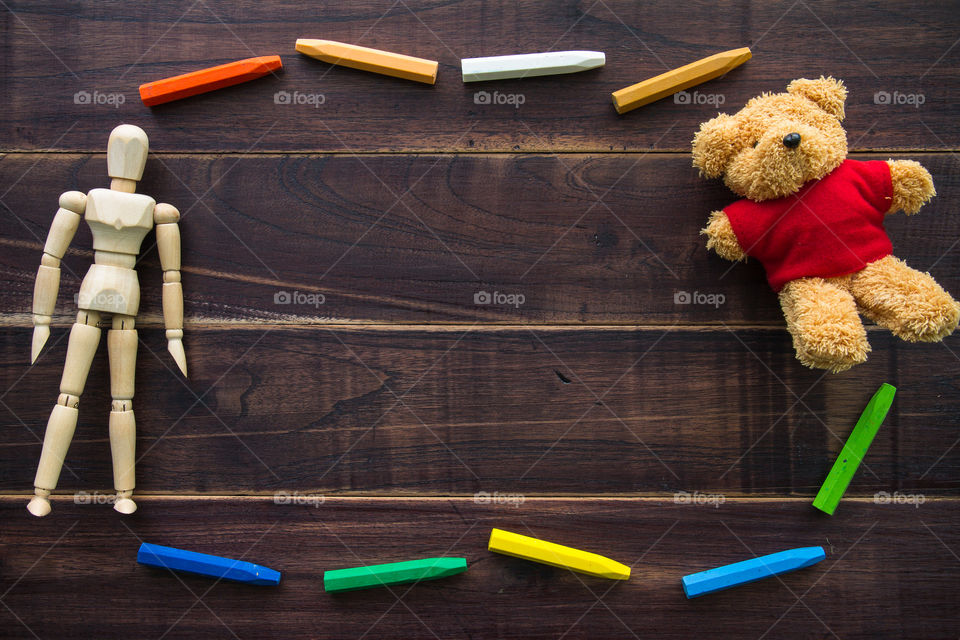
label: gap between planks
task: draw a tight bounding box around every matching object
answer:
[2,149,960,156]
[0,317,908,331]
[0,495,956,502]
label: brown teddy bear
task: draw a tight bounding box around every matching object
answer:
[693,76,959,372]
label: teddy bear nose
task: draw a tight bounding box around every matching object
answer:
[782,132,802,149]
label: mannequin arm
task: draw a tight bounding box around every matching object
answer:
[155,203,186,376]
[31,191,86,362]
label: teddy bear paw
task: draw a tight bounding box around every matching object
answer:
[790,321,871,373]
[890,295,960,342]
[887,160,935,215]
[795,339,870,373]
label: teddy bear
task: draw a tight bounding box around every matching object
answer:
[692,76,959,372]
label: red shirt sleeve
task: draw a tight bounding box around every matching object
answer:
[722,198,765,257]
[846,159,894,216]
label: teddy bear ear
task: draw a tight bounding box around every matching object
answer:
[691,113,740,178]
[786,76,847,120]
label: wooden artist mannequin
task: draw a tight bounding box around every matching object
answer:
[27,124,186,517]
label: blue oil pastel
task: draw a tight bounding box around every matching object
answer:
[137,542,281,585]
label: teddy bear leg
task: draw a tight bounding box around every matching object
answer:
[779,277,870,372]
[851,255,960,342]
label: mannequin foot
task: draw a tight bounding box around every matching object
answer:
[113,490,137,514]
[27,489,52,517]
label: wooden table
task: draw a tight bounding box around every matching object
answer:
[1,2,958,638]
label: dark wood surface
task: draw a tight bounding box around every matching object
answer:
[1,326,959,496]
[1,1,959,152]
[2,153,958,325]
[1,497,958,639]
[1,1,959,638]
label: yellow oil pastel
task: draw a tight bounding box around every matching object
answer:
[488,528,630,580]
[296,39,439,85]
[612,47,752,114]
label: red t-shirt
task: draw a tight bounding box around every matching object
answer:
[723,159,894,292]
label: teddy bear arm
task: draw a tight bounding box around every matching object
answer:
[701,210,747,262]
[887,159,935,215]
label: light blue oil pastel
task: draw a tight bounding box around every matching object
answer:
[682,546,825,598]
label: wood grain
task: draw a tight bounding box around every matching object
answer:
[1,1,958,152]
[2,153,958,325]
[2,3,959,637]
[2,326,957,495]
[0,497,957,639]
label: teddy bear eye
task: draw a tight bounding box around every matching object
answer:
[751,140,759,148]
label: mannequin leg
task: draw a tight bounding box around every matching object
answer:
[28,310,101,517]
[108,314,138,514]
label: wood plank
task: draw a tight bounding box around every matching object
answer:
[0,496,957,639]
[1,326,957,495]
[1,1,958,152]
[2,153,958,325]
